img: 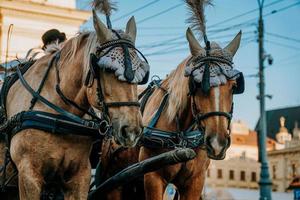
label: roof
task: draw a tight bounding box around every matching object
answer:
[231,130,276,148]
[255,106,300,140]
[268,146,300,156]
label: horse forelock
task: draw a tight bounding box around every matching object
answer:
[165,57,191,122]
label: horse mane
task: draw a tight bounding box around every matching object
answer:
[163,57,191,122]
[58,32,97,82]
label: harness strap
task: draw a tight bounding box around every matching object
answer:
[196,111,232,121]
[53,53,101,121]
[29,53,59,110]
[142,127,204,149]
[10,111,103,139]
[105,102,140,107]
[147,93,169,128]
[15,64,87,125]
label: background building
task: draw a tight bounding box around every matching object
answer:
[205,121,276,190]
[266,107,300,192]
[255,105,300,141]
[0,0,90,63]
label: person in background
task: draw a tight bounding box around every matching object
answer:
[25,29,67,60]
[41,29,67,50]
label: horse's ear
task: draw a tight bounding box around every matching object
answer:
[92,9,111,43]
[224,30,242,57]
[186,28,205,56]
[125,16,137,44]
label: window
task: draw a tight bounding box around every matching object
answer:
[207,169,210,177]
[229,170,234,180]
[272,165,276,179]
[292,164,296,177]
[217,169,223,179]
[240,171,246,181]
[251,172,257,182]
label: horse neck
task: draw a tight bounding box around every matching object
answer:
[144,57,194,132]
[55,46,88,116]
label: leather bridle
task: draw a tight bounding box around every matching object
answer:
[191,94,233,135]
[186,44,235,141]
[84,30,149,134]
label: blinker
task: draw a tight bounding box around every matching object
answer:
[233,72,245,94]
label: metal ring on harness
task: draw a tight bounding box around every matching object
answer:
[99,120,110,136]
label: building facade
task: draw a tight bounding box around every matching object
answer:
[0,0,90,63]
[205,121,276,190]
[206,155,260,189]
[268,117,300,192]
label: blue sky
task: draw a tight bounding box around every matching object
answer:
[76,0,300,129]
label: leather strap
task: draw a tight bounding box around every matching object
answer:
[105,102,140,107]
[196,111,232,121]
[147,93,169,128]
[16,64,87,125]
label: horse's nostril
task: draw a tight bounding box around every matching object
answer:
[121,125,129,138]
[205,136,214,152]
[205,136,212,146]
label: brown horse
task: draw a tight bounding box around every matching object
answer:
[100,29,242,200]
[100,2,244,199]
[0,10,147,199]
[140,28,242,200]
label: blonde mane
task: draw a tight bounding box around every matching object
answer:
[163,57,191,122]
[57,32,98,83]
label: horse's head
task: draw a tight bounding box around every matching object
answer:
[185,28,244,159]
[86,11,149,147]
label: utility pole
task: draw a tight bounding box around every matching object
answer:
[257,0,272,199]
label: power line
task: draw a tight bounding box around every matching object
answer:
[139,21,256,47]
[216,1,298,32]
[138,35,184,49]
[137,3,183,24]
[139,25,256,51]
[264,1,300,17]
[145,47,187,57]
[265,39,300,51]
[266,32,300,43]
[275,52,300,64]
[139,31,255,50]
[208,0,285,28]
[145,36,255,57]
[137,0,286,30]
[113,0,162,22]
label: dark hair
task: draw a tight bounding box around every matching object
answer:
[42,29,66,48]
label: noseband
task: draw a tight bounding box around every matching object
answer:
[191,95,233,134]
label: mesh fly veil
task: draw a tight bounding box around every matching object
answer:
[96,30,149,84]
[184,42,242,87]
[184,0,244,94]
